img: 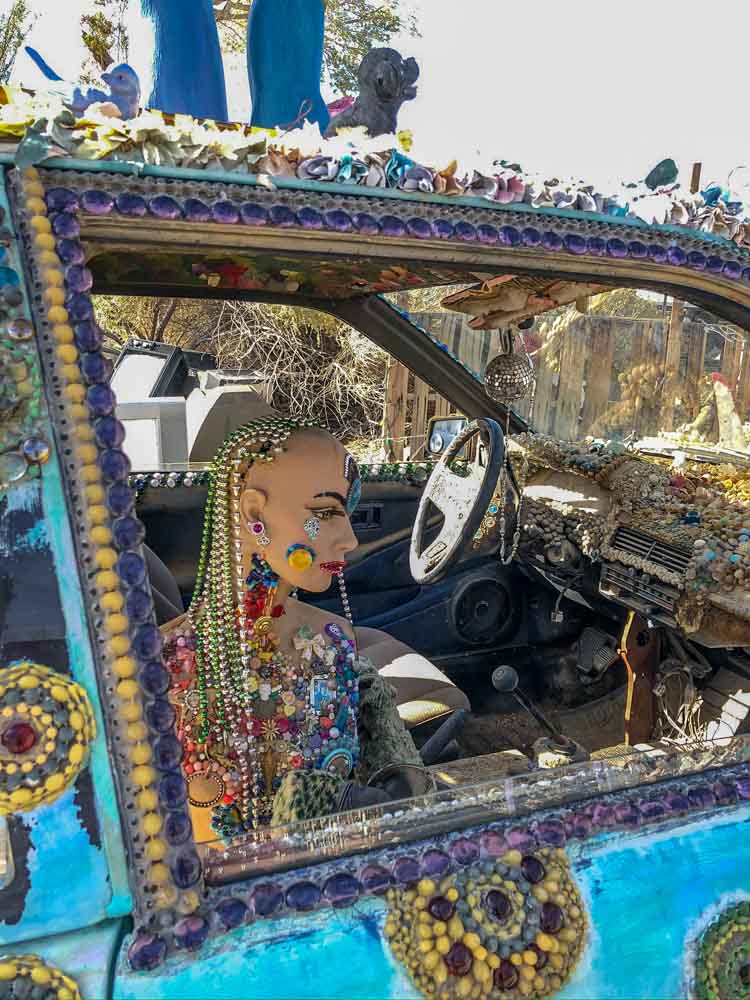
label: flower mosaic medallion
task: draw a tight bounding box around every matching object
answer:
[384,848,587,998]
[692,901,750,1000]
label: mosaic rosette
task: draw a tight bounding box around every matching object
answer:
[0,954,80,1000]
[0,662,95,814]
[692,901,750,1000]
[384,848,586,999]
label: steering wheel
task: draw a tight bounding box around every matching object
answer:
[410,418,507,585]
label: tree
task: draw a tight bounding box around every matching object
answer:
[0,0,34,84]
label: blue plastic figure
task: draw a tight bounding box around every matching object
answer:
[24,47,141,119]
[247,0,330,132]
[140,0,228,121]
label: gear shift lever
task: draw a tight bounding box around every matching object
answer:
[492,665,569,747]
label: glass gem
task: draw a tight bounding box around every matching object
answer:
[381,215,407,238]
[252,883,283,916]
[112,515,146,550]
[323,873,361,905]
[432,219,454,239]
[240,203,269,226]
[521,227,542,247]
[46,188,79,213]
[421,849,450,877]
[297,206,324,230]
[81,351,108,384]
[269,205,296,227]
[666,245,687,266]
[116,193,147,217]
[542,231,563,251]
[486,889,512,920]
[128,934,166,972]
[51,213,81,239]
[564,233,587,254]
[427,895,455,921]
[444,942,473,976]
[153,734,182,770]
[540,901,564,933]
[520,855,546,883]
[0,452,27,484]
[476,224,499,244]
[393,856,420,883]
[494,959,520,991]
[588,235,607,255]
[146,699,176,735]
[286,881,321,911]
[6,319,33,341]
[705,255,724,274]
[159,771,187,809]
[138,661,171,697]
[172,848,202,889]
[95,416,126,449]
[454,221,477,242]
[324,210,353,232]
[86,384,116,416]
[164,811,192,846]
[627,240,648,258]
[117,551,146,586]
[723,260,742,279]
[99,449,131,482]
[1,721,37,754]
[66,293,94,322]
[216,897,248,930]
[606,237,627,258]
[212,200,240,224]
[56,239,86,265]
[74,320,103,352]
[65,265,94,293]
[360,865,392,894]
[22,437,50,464]
[183,198,211,222]
[499,226,521,246]
[81,189,114,215]
[449,837,479,865]
[687,250,707,270]
[173,915,208,951]
[125,587,152,623]
[148,196,182,220]
[408,217,433,239]
[535,819,566,846]
[352,212,380,235]
[131,623,162,660]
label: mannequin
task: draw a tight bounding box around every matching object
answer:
[162,405,426,842]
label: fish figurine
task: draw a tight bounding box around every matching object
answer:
[24,46,141,120]
[247,0,330,132]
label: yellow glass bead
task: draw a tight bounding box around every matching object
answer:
[50,684,68,702]
[74,423,95,442]
[64,383,86,402]
[433,961,448,987]
[446,888,459,902]
[473,960,491,984]
[42,267,64,286]
[114,656,137,679]
[463,932,481,951]
[287,547,313,571]
[109,635,131,656]
[178,890,201,914]
[456,976,472,998]
[18,674,38,690]
[0,963,17,981]
[96,570,118,591]
[86,484,106,503]
[503,849,522,866]
[68,405,88,425]
[59,366,82,385]
[56,344,79,364]
[418,939,433,954]
[432,921,446,937]
[510,954,523,967]
[69,743,85,765]
[30,215,52,233]
[137,788,158,811]
[31,967,52,985]
[21,761,33,773]
[90,504,110,525]
[488,955,500,971]
[95,548,118,570]
[10,787,33,807]
[46,305,69,324]
[80,465,101,484]
[53,324,75,344]
[33,232,56,251]
[117,679,139,700]
[150,863,170,885]
[45,773,65,793]
[535,932,554,952]
[522,949,538,966]
[132,765,155,787]
[435,936,450,955]
[142,812,162,836]
[69,710,84,730]
[474,946,488,962]
[154,885,178,909]
[76,443,98,464]
[121,700,142,722]
[91,526,113,546]
[130,743,152,766]
[126,721,148,742]
[23,166,40,179]
[43,287,66,307]
[58,989,75,1000]
[418,878,436,897]
[25,196,46,214]
[423,951,440,971]
[146,837,167,861]
[447,916,464,940]
[105,613,129,635]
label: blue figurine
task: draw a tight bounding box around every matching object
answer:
[24,47,141,119]
[139,0,228,121]
[247,0,329,132]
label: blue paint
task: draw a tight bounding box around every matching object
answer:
[140,0,227,120]
[248,0,329,131]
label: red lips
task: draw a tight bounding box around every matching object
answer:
[320,562,345,573]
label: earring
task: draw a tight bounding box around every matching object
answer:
[303,516,321,541]
[249,520,270,547]
[287,543,315,571]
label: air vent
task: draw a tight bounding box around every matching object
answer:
[610,526,691,575]
[600,565,679,613]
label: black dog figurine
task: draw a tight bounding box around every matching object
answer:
[325,48,419,138]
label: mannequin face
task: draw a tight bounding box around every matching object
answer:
[238,428,359,593]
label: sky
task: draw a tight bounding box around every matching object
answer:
[10,0,748,194]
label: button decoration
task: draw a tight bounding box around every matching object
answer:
[0,661,95,814]
[0,955,81,1000]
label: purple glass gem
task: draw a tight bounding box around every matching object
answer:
[506,827,536,852]
[476,224,499,244]
[74,320,103,352]
[117,551,147,586]
[324,210,353,232]
[173,916,208,951]
[132,623,162,660]
[159,771,187,809]
[590,803,615,828]
[565,811,593,839]
[421,849,450,878]
[663,791,689,813]
[392,855,420,883]
[444,942,473,977]
[57,239,86,265]
[107,482,134,517]
[286,881,321,911]
[713,780,738,805]
[722,260,742,280]
[614,801,640,827]
[542,230,563,251]
[666,245,687,267]
[216,897,249,930]
[128,934,166,971]
[46,188,80,213]
[587,235,607,256]
[454,221,477,242]
[116,192,147,217]
[705,255,724,274]
[360,865,392,895]
[479,829,506,857]
[534,819,566,847]
[66,293,94,322]
[240,202,269,227]
[81,189,114,215]
[687,784,716,810]
[146,698,179,740]
[183,198,211,223]
[95,416,126,449]
[100,448,131,483]
[149,195,182,220]
[381,215,407,238]
[112,515,146,550]
[540,902,564,934]
[81,351,109,384]
[51,213,81,239]
[606,237,627,258]
[125,587,152,623]
[521,227,542,247]
[153,734,183,770]
[428,896,454,922]
[269,205,296,228]
[252,883,283,917]
[65,264,94,293]
[498,225,521,247]
[432,219,454,240]
[212,200,240,225]
[564,233,587,255]
[647,243,668,263]
[486,889,512,920]
[324,623,344,641]
[637,798,666,820]
[627,240,648,259]
[735,778,750,800]
[323,873,361,906]
[164,811,192,846]
[521,855,546,883]
[450,837,479,866]
[742,267,750,283]
[407,217,433,240]
[172,848,202,889]
[297,206,324,230]
[139,661,171,697]
[352,212,380,235]
[687,250,707,270]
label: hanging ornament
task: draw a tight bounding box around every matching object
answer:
[484,328,535,403]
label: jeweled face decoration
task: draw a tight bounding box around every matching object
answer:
[344,452,361,516]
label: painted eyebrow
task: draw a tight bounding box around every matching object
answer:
[313,492,347,506]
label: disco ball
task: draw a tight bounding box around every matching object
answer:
[484,351,535,402]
